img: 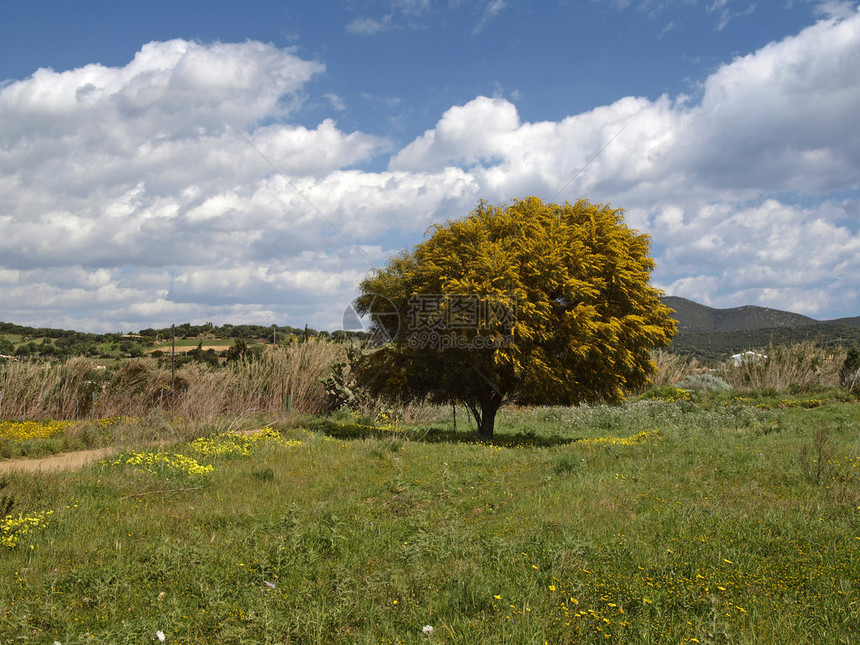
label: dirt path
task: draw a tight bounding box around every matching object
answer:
[0,448,117,475]
[0,427,268,476]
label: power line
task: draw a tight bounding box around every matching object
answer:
[228,123,377,269]
[551,118,633,203]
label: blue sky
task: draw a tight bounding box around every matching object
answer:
[1,0,859,332]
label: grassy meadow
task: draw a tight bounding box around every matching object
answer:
[2,391,860,643]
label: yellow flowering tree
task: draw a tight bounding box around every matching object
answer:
[355,197,676,438]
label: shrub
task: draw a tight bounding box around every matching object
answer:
[639,386,693,402]
[676,373,732,392]
[840,347,859,392]
[798,427,834,486]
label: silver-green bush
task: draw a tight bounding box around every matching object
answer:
[676,372,732,392]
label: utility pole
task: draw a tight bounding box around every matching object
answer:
[171,324,176,409]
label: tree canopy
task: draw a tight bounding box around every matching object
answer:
[355,197,677,437]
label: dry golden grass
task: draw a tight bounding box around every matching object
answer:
[0,343,346,421]
[719,342,844,391]
[649,349,702,387]
[1,341,851,424]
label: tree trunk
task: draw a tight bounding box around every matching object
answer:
[478,399,499,439]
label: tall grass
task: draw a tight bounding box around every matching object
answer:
[648,344,850,395]
[719,342,845,392]
[650,350,701,387]
[0,343,346,421]
[0,357,100,419]
[219,341,345,417]
[1,342,852,423]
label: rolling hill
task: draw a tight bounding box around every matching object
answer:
[661,296,860,361]
[660,296,819,333]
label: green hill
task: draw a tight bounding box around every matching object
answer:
[660,296,818,333]
[661,297,860,361]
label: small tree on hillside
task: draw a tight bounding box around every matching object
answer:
[225,338,249,363]
[842,346,860,392]
[354,197,677,438]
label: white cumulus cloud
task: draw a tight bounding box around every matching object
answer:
[1,10,860,332]
[381,10,860,317]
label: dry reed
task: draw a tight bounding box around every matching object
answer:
[719,342,844,391]
[2,341,848,423]
[0,342,346,421]
[649,350,701,387]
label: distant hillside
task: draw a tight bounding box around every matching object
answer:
[0,320,363,362]
[828,315,860,330]
[2,298,857,365]
[661,296,860,361]
[660,296,817,333]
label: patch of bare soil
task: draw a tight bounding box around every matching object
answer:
[0,427,268,475]
[146,344,233,354]
[0,448,117,475]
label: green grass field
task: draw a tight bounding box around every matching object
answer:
[2,397,859,643]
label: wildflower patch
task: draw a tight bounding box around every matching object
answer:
[577,430,659,447]
[0,420,73,441]
[1,510,54,548]
[188,427,299,458]
[755,398,828,410]
[104,451,213,478]
[0,416,133,442]
[640,386,693,402]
